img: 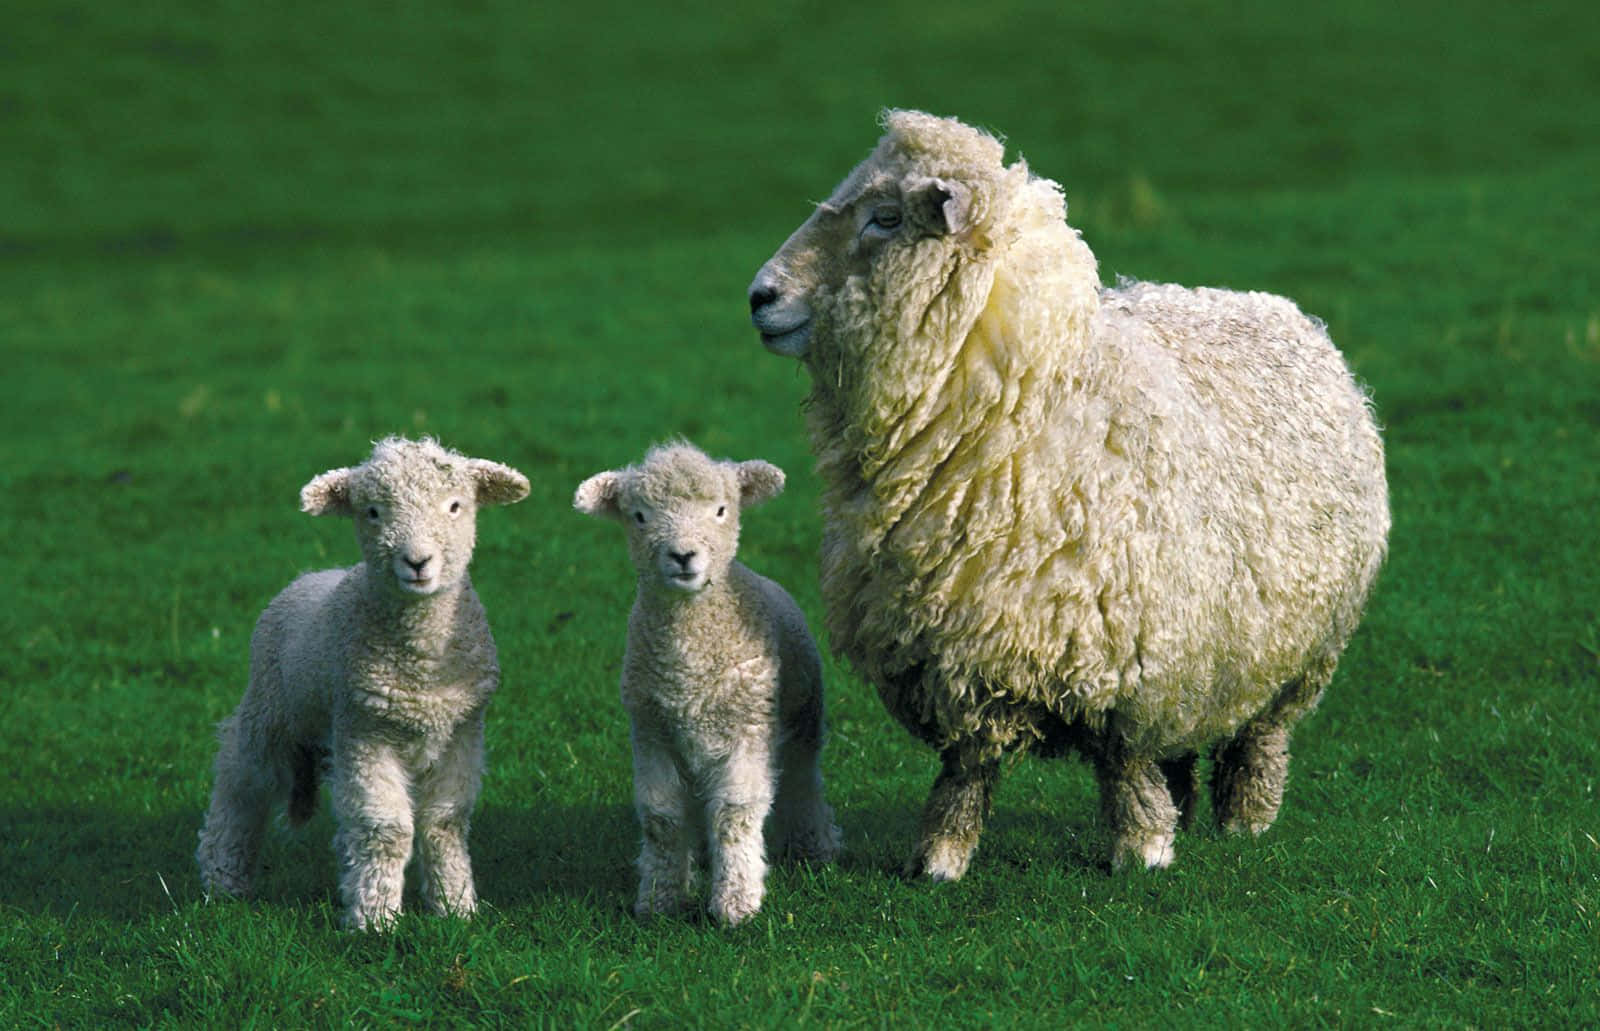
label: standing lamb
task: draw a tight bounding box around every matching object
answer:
[747,110,1389,878]
[574,442,840,926]
[196,436,530,929]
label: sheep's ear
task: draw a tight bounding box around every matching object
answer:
[300,467,354,517]
[906,176,973,238]
[736,460,785,508]
[574,470,624,520]
[471,459,531,506]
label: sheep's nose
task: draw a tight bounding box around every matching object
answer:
[748,281,779,315]
[668,549,696,569]
[405,555,432,573]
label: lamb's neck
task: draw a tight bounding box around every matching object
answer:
[357,565,473,654]
[632,576,738,639]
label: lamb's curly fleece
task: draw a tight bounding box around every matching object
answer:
[575,442,840,926]
[195,437,529,929]
[748,110,1389,877]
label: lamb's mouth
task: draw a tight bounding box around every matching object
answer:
[667,571,706,591]
[400,576,438,595]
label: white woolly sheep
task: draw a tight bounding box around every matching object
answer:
[747,110,1389,878]
[196,436,529,929]
[575,442,840,926]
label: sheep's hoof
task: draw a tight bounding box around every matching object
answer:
[1220,817,1274,838]
[1110,830,1176,872]
[906,838,973,882]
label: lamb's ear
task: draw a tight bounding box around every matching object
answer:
[736,460,785,508]
[906,176,974,237]
[471,459,531,506]
[300,467,355,517]
[573,470,624,520]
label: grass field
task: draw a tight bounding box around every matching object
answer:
[5,0,1598,1025]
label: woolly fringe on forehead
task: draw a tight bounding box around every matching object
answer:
[357,436,472,497]
[877,109,1007,179]
[629,442,731,505]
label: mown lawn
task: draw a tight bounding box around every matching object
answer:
[5,0,1596,1025]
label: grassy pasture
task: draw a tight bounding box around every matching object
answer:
[4,0,1597,1025]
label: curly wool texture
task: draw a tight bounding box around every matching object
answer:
[196,437,529,929]
[765,110,1389,768]
[575,442,840,926]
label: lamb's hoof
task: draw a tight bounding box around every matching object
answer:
[343,905,401,933]
[905,838,973,882]
[708,891,762,927]
[633,893,692,921]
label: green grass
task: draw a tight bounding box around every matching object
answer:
[5,0,1598,1025]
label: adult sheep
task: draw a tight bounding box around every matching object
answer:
[747,110,1389,879]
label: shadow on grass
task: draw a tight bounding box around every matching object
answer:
[4,792,1124,923]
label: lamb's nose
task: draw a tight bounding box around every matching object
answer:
[668,549,696,569]
[406,555,432,573]
[748,283,778,315]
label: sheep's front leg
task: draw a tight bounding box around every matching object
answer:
[704,742,775,926]
[907,748,1001,882]
[632,726,695,919]
[415,712,485,919]
[1097,753,1181,871]
[331,742,414,931]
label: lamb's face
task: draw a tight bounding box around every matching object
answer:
[350,464,480,597]
[619,478,741,595]
[574,445,786,597]
[300,437,530,599]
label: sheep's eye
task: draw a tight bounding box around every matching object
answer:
[448,500,462,515]
[634,511,646,525]
[868,206,902,231]
[366,506,381,521]
[716,505,727,518]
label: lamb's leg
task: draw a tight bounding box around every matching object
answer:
[415,714,485,919]
[770,702,841,864]
[1212,669,1329,836]
[907,748,1000,882]
[632,729,695,919]
[196,715,281,899]
[704,743,775,926]
[330,743,414,931]
[1098,754,1181,870]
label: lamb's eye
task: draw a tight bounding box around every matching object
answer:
[366,506,381,521]
[716,505,727,518]
[634,511,646,525]
[448,500,462,515]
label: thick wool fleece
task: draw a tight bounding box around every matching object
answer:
[575,442,840,926]
[748,111,1389,876]
[196,437,529,929]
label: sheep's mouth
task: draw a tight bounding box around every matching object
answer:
[666,570,707,592]
[759,324,811,357]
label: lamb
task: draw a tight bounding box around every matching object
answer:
[574,441,841,926]
[196,436,530,929]
[746,110,1389,878]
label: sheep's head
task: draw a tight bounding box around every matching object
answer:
[747,110,1025,362]
[574,443,784,596]
[300,437,530,598]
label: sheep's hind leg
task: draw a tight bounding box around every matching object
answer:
[906,749,1000,882]
[1097,754,1181,870]
[1212,669,1330,837]
[770,710,841,864]
[195,716,282,899]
